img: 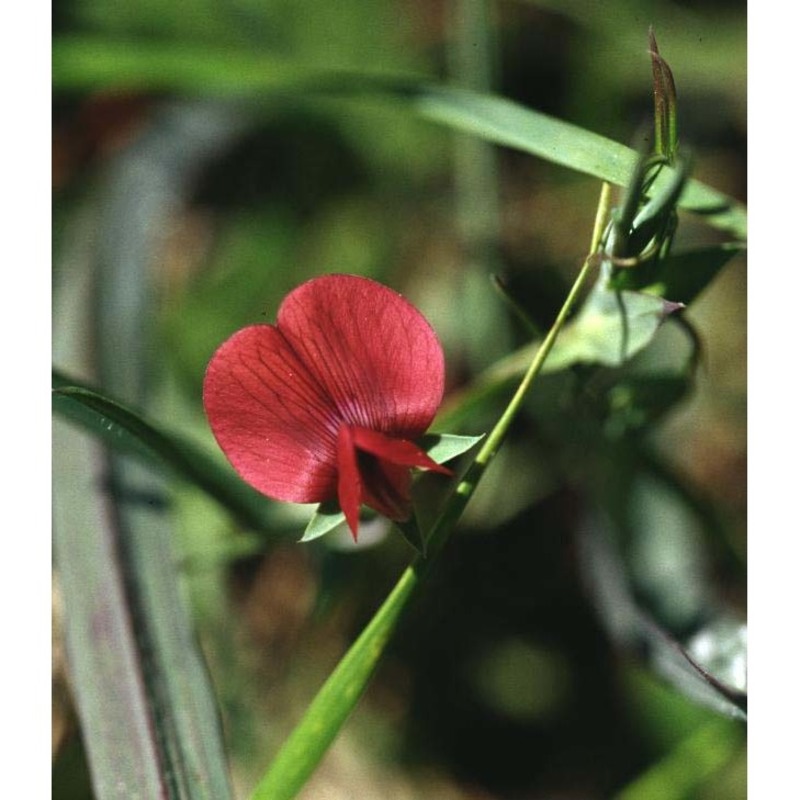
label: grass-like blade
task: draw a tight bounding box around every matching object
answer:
[53,370,276,533]
[55,105,246,798]
[52,37,747,240]
[250,562,425,800]
[53,419,168,797]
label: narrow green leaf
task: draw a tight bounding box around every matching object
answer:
[54,104,238,800]
[649,28,679,162]
[52,37,747,239]
[250,563,425,800]
[52,371,277,533]
[109,459,237,799]
[405,84,745,239]
[610,242,746,305]
[53,420,167,798]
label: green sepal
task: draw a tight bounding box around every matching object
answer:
[418,432,485,463]
[300,434,484,546]
[300,501,347,543]
[394,516,427,557]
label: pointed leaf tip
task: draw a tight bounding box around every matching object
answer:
[648,29,678,161]
[419,433,485,464]
[301,502,347,543]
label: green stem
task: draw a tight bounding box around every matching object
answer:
[250,184,613,800]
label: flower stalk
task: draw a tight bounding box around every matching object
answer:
[250,182,613,800]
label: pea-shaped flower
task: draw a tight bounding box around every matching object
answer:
[203,274,452,540]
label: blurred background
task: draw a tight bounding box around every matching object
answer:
[53,0,746,797]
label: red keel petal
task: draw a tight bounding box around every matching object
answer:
[351,427,453,476]
[360,458,413,524]
[336,424,454,540]
[336,425,363,541]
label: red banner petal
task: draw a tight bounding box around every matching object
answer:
[277,275,445,440]
[203,325,340,503]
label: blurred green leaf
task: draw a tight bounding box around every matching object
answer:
[577,516,747,720]
[610,242,746,305]
[544,284,682,372]
[614,717,743,800]
[603,374,691,438]
[52,36,315,93]
[52,370,277,533]
[52,36,747,239]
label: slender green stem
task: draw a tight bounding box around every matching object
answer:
[470,182,610,466]
[250,183,614,800]
[425,182,611,557]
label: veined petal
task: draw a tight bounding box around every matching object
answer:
[203,325,340,503]
[276,275,445,439]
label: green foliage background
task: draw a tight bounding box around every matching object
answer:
[53,1,746,798]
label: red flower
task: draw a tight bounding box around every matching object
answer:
[203,274,452,540]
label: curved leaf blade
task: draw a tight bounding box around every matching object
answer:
[53,421,168,798]
[52,37,746,239]
[52,371,276,533]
